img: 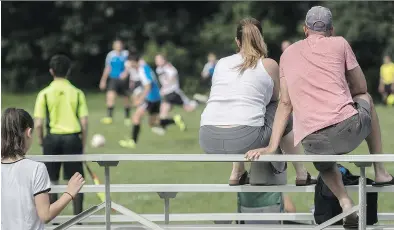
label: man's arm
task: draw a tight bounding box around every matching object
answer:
[201,63,210,79]
[78,92,89,152]
[245,74,293,160]
[99,66,110,90]
[100,54,112,90]
[135,84,151,106]
[345,66,368,97]
[33,92,46,146]
[35,119,44,146]
[343,38,367,97]
[136,67,153,105]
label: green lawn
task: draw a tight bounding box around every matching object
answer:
[2,93,394,220]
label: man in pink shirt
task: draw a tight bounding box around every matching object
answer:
[246,6,393,226]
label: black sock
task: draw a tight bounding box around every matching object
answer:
[124,107,131,118]
[132,124,141,143]
[107,107,114,118]
[73,193,84,215]
[160,119,175,129]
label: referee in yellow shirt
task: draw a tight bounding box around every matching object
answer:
[34,54,88,215]
[379,55,394,104]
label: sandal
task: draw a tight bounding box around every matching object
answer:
[229,171,249,186]
[372,175,394,187]
[295,172,317,186]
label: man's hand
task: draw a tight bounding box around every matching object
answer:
[99,80,106,91]
[379,84,385,94]
[245,146,276,161]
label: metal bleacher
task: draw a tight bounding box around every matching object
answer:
[28,154,394,230]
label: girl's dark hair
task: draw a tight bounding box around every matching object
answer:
[1,108,34,159]
[235,18,268,72]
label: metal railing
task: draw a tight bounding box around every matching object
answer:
[28,154,394,230]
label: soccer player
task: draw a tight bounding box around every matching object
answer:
[99,39,130,125]
[1,108,85,230]
[127,56,143,106]
[194,52,217,103]
[378,55,394,104]
[281,40,292,52]
[201,52,217,79]
[155,54,192,131]
[119,54,177,148]
[34,54,89,216]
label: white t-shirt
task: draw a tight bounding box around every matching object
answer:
[1,158,51,230]
[200,54,274,127]
[156,63,180,95]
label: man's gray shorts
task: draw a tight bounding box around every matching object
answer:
[302,98,372,172]
[199,102,293,178]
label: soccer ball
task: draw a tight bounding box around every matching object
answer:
[91,134,106,148]
[387,94,394,107]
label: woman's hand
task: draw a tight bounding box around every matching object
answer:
[245,146,275,161]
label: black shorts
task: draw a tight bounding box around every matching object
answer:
[384,84,393,95]
[141,101,161,115]
[163,91,190,106]
[43,133,84,181]
[107,78,129,96]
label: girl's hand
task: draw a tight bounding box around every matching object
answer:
[66,172,85,197]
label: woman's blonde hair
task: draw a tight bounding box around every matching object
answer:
[235,18,268,73]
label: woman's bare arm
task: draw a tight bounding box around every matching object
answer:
[262,58,280,102]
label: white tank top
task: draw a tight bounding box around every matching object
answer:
[200,53,274,127]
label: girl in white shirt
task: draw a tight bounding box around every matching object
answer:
[1,108,85,230]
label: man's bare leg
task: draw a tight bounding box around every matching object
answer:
[354,93,392,182]
[319,164,357,220]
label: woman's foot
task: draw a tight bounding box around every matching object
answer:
[295,172,317,186]
[229,171,249,186]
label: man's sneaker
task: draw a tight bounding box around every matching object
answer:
[119,139,136,149]
[100,117,113,125]
[124,119,131,127]
[151,127,166,136]
[173,114,186,132]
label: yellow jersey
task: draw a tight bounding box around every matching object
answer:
[380,62,394,85]
[34,79,88,134]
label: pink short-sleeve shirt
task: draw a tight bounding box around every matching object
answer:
[280,34,359,145]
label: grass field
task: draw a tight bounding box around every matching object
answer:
[2,92,394,219]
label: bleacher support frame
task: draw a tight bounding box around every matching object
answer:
[28,154,394,230]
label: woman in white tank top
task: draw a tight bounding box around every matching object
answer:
[199,18,316,186]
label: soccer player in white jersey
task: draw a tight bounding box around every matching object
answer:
[155,54,196,131]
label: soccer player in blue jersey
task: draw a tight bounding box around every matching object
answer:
[99,39,130,125]
[119,54,176,148]
[193,52,217,103]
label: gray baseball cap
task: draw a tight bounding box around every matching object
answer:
[305,6,333,32]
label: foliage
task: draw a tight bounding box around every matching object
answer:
[2,1,393,97]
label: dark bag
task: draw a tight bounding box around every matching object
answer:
[314,165,378,225]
